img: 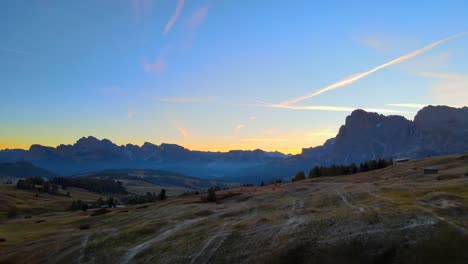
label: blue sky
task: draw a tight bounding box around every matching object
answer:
[1,0,467,153]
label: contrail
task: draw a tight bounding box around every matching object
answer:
[255,101,411,114]
[281,32,468,106]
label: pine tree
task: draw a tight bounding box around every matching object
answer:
[158,189,167,200]
[293,171,306,182]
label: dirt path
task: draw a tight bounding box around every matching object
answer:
[190,223,230,264]
[360,183,468,235]
[121,218,206,264]
[335,189,365,212]
[416,204,468,235]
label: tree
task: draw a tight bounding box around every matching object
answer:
[207,188,217,202]
[158,189,167,200]
[293,171,306,182]
[260,181,265,187]
[107,197,115,208]
[350,163,358,174]
[309,166,321,178]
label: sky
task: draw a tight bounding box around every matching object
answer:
[1,0,468,154]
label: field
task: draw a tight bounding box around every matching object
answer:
[0,155,467,263]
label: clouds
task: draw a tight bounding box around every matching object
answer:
[386,103,427,109]
[163,0,185,35]
[144,57,166,77]
[142,2,209,77]
[128,109,137,120]
[130,0,153,18]
[255,102,410,114]
[187,6,209,29]
[420,71,468,106]
[155,97,218,103]
[279,32,468,106]
[176,125,188,138]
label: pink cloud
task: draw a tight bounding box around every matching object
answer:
[130,0,153,18]
[163,0,185,35]
[176,126,188,138]
[144,57,166,77]
[188,6,209,29]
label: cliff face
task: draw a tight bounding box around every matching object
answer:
[300,106,468,165]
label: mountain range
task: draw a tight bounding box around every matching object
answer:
[1,105,467,182]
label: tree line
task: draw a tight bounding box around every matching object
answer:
[121,189,167,205]
[16,177,61,195]
[293,159,394,182]
[49,177,127,194]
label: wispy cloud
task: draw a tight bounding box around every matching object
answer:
[144,57,166,76]
[255,102,410,114]
[420,71,468,107]
[163,0,185,35]
[386,103,427,108]
[249,115,257,121]
[187,6,209,29]
[280,32,468,106]
[130,0,153,18]
[156,97,218,103]
[128,109,136,120]
[0,46,32,55]
[419,71,467,80]
[176,126,188,138]
[356,33,419,52]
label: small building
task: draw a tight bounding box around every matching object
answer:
[424,167,438,174]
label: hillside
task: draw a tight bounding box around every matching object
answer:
[0,154,467,263]
[83,169,237,196]
[0,183,101,220]
[0,161,59,179]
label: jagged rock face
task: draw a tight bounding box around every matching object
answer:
[330,110,413,162]
[301,105,468,165]
[413,106,468,156]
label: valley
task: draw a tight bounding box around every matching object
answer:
[1,155,467,263]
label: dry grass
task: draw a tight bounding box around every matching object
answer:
[0,154,467,263]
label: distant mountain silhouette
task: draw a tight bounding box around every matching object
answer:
[0,136,290,177]
[1,105,467,182]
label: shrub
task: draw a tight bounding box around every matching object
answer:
[79,224,91,230]
[7,206,17,218]
[207,188,217,202]
[90,208,110,217]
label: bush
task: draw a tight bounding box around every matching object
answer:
[68,200,89,211]
[7,206,18,218]
[90,208,109,217]
[78,224,91,230]
[207,188,217,202]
